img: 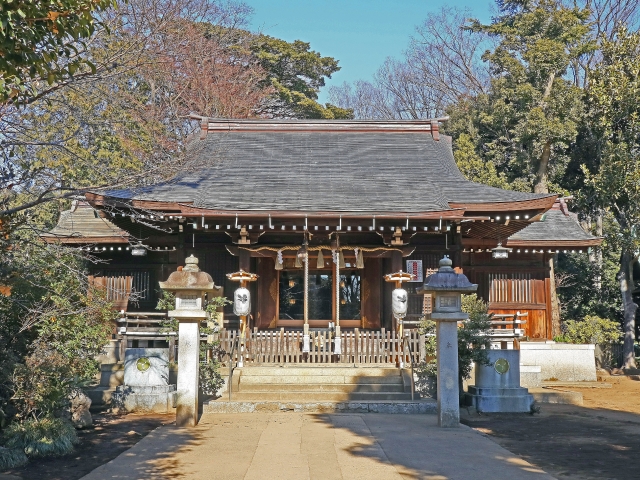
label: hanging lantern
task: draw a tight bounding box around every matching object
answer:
[296,242,307,264]
[492,243,510,259]
[233,287,251,316]
[131,241,148,257]
[392,288,408,319]
[316,250,325,268]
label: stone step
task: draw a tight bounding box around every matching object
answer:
[86,386,117,407]
[237,366,402,377]
[239,374,402,385]
[229,391,415,402]
[203,399,436,414]
[238,383,405,393]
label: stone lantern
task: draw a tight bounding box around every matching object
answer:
[159,255,219,427]
[417,256,477,428]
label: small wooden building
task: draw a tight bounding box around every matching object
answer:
[46,119,600,340]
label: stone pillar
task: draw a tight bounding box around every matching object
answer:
[436,320,460,427]
[417,256,478,428]
[176,319,200,427]
[159,255,221,428]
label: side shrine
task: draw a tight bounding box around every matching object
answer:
[45,118,600,341]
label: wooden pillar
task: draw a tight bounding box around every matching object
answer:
[387,252,402,333]
[391,250,402,273]
[239,249,251,272]
[176,233,186,267]
[238,250,254,330]
[453,232,463,270]
[548,254,561,338]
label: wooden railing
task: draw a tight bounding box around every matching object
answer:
[215,328,425,365]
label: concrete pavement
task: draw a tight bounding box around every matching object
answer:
[81,413,555,480]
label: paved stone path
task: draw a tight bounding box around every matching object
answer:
[82,413,555,479]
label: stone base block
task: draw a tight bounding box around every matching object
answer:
[519,342,596,382]
[465,386,534,413]
[113,385,177,414]
[520,364,542,388]
[99,363,124,387]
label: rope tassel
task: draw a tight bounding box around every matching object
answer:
[316,249,324,268]
[356,248,364,269]
[339,250,346,269]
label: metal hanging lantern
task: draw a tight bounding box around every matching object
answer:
[492,242,510,259]
[391,288,408,318]
[131,241,148,257]
[296,241,308,264]
[233,287,251,316]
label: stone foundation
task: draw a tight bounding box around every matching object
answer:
[520,342,596,382]
[113,385,177,414]
[466,350,534,413]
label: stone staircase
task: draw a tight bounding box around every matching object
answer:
[204,365,436,414]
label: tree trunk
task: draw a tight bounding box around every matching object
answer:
[618,250,638,369]
[595,212,603,290]
[534,141,551,194]
[549,256,562,338]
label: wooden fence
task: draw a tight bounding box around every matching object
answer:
[213,328,425,365]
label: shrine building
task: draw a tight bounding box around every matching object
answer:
[45,118,601,342]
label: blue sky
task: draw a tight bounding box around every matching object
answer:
[244,0,494,103]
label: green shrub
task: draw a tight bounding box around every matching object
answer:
[199,361,224,396]
[415,294,492,396]
[157,291,230,398]
[415,318,437,395]
[556,315,622,345]
[0,446,29,469]
[4,417,78,458]
[458,294,492,381]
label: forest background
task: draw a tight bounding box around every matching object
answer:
[1,0,639,459]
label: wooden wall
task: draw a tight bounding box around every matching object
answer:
[463,252,552,339]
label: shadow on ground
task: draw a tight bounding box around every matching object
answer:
[460,403,640,480]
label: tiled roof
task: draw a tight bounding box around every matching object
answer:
[101,120,553,214]
[507,204,601,247]
[42,201,129,243]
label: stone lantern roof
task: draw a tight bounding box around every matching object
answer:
[159,255,218,291]
[418,257,477,293]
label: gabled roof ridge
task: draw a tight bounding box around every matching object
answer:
[191,116,448,137]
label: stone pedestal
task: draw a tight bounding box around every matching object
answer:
[466,350,534,413]
[176,319,200,427]
[112,348,176,414]
[436,320,460,427]
[114,384,177,413]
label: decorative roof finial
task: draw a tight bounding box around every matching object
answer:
[183,255,200,272]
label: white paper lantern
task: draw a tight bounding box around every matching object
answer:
[392,288,408,318]
[233,287,251,316]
